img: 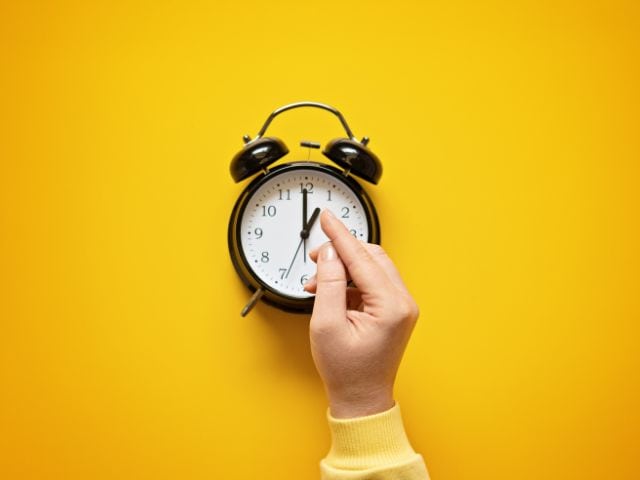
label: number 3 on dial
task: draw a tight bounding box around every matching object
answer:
[228,163,380,313]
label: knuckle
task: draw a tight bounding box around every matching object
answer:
[317,264,345,283]
[413,302,420,322]
[396,303,411,321]
[366,243,386,256]
[318,277,346,288]
[353,245,374,267]
[396,296,419,323]
[409,302,420,323]
[309,320,333,337]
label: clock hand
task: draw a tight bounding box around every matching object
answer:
[302,207,321,263]
[285,238,304,279]
[303,207,321,237]
[302,188,308,263]
[302,188,308,229]
[286,208,321,279]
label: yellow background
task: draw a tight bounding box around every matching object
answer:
[1,1,639,479]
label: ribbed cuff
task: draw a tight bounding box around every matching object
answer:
[324,403,417,470]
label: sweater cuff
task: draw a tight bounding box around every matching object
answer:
[324,403,418,470]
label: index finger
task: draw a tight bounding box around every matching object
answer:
[319,209,391,295]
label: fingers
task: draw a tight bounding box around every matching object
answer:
[305,274,363,312]
[304,270,352,294]
[304,252,351,293]
[308,242,409,296]
[310,242,347,325]
[317,210,390,295]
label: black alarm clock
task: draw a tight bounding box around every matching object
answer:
[228,102,382,316]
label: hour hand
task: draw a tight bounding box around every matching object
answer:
[302,207,320,264]
[302,207,321,239]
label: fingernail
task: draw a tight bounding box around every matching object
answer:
[304,275,316,290]
[324,209,336,220]
[321,244,336,261]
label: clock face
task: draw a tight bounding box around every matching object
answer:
[238,166,371,299]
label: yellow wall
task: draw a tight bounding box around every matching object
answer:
[1,1,638,479]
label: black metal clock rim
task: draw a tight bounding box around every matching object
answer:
[228,162,381,314]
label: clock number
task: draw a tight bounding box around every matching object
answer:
[300,274,309,285]
[262,205,276,217]
[349,229,357,237]
[278,189,290,200]
[254,227,263,239]
[261,251,269,263]
[278,268,287,280]
[327,190,332,201]
[341,206,350,218]
[300,182,314,194]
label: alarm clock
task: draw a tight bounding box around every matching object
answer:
[228,102,382,316]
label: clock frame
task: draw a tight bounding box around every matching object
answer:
[228,162,380,314]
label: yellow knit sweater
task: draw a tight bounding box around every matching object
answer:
[321,404,430,479]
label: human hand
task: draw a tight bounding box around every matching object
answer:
[304,210,420,419]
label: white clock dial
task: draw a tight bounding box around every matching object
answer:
[240,168,370,298]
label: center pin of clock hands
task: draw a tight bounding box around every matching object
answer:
[285,206,320,279]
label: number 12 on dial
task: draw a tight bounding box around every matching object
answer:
[228,163,380,313]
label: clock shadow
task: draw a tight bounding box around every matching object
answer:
[251,299,324,392]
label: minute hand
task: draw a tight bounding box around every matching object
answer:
[302,188,308,230]
[302,188,308,262]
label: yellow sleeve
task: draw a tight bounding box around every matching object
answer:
[320,403,430,480]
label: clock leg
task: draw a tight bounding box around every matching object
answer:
[241,287,264,317]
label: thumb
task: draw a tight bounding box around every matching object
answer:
[312,242,347,325]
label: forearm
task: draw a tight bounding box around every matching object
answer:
[320,404,430,480]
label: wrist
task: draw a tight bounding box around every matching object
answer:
[328,387,394,419]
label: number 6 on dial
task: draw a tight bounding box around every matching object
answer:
[228,102,382,316]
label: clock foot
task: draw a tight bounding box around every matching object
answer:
[241,287,264,317]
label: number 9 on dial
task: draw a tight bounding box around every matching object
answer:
[228,102,382,316]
